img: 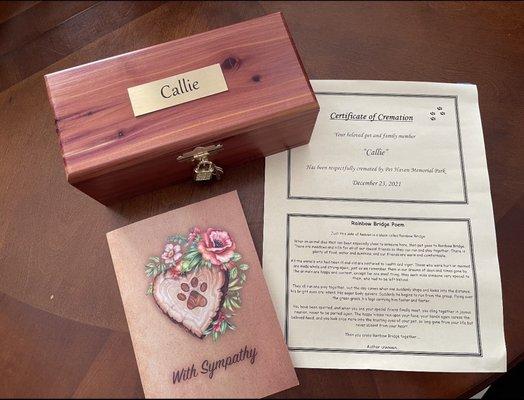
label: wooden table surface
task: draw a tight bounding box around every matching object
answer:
[0,1,523,398]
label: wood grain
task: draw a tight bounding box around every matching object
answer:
[0,1,523,398]
[0,1,97,57]
[0,1,37,24]
[45,12,318,203]
[0,1,165,91]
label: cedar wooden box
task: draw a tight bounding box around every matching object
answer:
[44,13,319,204]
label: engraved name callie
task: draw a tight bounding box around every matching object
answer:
[127,64,227,116]
[161,78,200,98]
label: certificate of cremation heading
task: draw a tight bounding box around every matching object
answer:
[263,80,506,372]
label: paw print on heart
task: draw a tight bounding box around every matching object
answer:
[177,277,208,310]
[429,106,446,121]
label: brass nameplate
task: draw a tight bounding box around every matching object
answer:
[127,63,228,117]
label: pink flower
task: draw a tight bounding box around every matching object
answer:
[165,260,183,279]
[223,261,236,271]
[187,227,201,244]
[198,228,236,266]
[212,312,227,332]
[161,243,182,266]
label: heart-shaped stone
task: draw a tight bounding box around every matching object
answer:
[153,266,227,338]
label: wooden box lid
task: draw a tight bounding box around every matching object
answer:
[44,13,318,201]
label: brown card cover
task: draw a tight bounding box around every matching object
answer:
[106,191,298,398]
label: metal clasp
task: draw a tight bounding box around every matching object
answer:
[177,144,223,182]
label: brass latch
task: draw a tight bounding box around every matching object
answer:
[177,144,224,182]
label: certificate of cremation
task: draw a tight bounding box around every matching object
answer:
[263,80,506,372]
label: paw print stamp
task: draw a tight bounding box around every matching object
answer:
[429,106,446,121]
[147,226,247,340]
[177,277,208,309]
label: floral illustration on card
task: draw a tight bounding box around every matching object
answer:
[145,227,248,341]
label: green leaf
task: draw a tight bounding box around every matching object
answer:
[228,286,242,292]
[183,256,196,267]
[229,267,238,280]
[146,284,154,296]
[185,248,200,256]
[181,252,202,273]
[240,273,246,284]
[229,298,240,309]
[145,266,159,277]
[167,234,187,244]
[186,252,200,260]
[149,256,160,263]
[239,263,249,271]
[228,278,238,288]
[227,321,236,330]
[181,261,191,273]
[220,321,227,333]
[212,331,219,341]
[231,253,242,262]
